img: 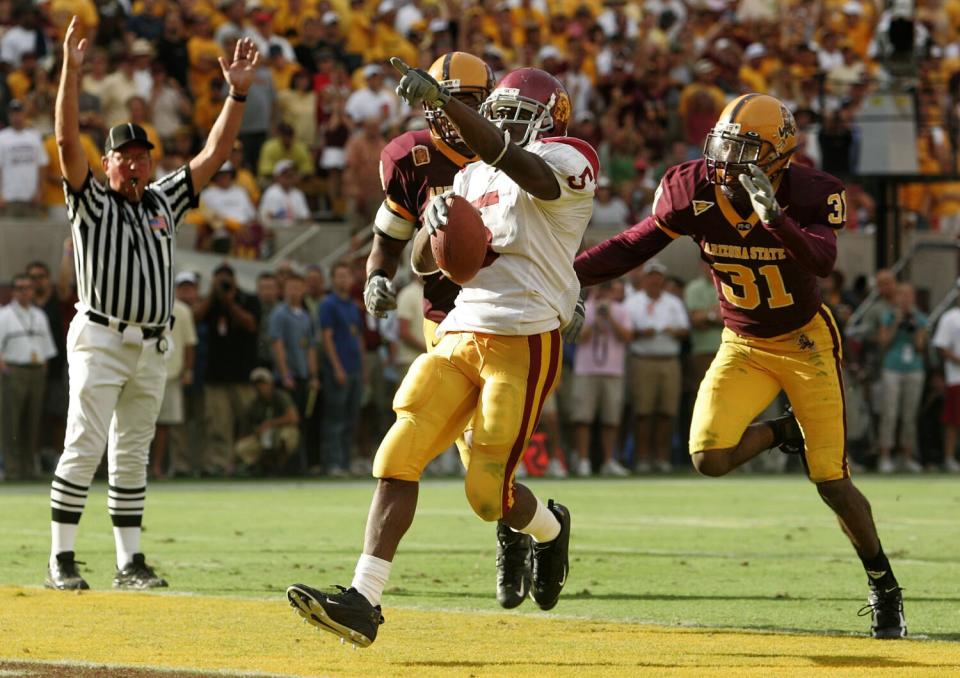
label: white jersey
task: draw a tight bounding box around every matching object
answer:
[439,138,598,336]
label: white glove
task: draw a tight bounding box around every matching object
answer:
[363,272,397,318]
[423,190,453,236]
[561,294,586,344]
[738,164,782,225]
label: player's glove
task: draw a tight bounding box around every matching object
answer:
[423,190,453,236]
[738,164,782,225]
[363,270,397,318]
[390,57,451,108]
[562,292,586,344]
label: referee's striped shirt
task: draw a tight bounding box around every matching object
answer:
[63,166,197,326]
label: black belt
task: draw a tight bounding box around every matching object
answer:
[86,311,167,339]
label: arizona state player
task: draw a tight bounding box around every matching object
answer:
[361,53,532,611]
[575,94,906,639]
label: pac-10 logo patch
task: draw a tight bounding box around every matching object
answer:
[735,221,753,234]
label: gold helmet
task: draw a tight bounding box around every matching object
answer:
[424,52,496,166]
[703,93,797,187]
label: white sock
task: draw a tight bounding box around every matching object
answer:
[350,553,392,607]
[113,527,142,569]
[50,522,79,567]
[517,498,561,544]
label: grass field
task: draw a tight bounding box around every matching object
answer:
[1,474,959,676]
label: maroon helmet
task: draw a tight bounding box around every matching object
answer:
[479,67,572,146]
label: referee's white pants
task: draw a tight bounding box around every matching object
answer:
[51,315,167,526]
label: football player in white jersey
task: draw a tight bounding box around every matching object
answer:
[286,62,598,647]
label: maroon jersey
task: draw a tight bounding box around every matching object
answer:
[576,160,845,338]
[376,129,462,323]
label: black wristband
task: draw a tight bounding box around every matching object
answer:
[229,90,247,103]
[367,269,388,282]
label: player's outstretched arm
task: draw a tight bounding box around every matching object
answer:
[574,216,673,286]
[189,38,260,194]
[390,57,560,200]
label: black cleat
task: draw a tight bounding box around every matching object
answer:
[859,585,907,639]
[287,583,383,647]
[45,551,90,590]
[530,500,570,611]
[113,553,168,589]
[770,407,804,455]
[495,520,532,609]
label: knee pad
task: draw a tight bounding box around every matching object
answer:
[474,381,523,448]
[372,416,423,481]
[463,468,504,522]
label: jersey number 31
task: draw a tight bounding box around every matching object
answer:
[714,263,794,310]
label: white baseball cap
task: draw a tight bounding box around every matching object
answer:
[745,43,766,60]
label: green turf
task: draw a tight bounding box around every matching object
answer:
[2,475,958,640]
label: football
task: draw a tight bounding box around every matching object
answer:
[431,195,490,285]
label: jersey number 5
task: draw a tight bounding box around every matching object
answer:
[567,166,595,190]
[714,263,794,310]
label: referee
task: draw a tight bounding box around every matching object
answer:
[46,16,261,590]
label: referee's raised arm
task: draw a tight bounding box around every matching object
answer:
[54,16,89,192]
[187,37,261,195]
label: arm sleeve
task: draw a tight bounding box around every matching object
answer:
[151,164,199,228]
[574,216,674,286]
[373,148,416,241]
[268,307,283,341]
[63,170,106,228]
[762,217,837,278]
[932,315,952,349]
[532,139,599,206]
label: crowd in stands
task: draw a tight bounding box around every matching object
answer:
[3,251,960,482]
[7,0,960,248]
[6,0,960,479]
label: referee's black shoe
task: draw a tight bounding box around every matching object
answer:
[496,520,532,609]
[45,551,90,590]
[287,583,384,647]
[530,500,571,611]
[113,553,168,589]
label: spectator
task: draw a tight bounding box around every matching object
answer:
[233,34,276,170]
[151,272,199,479]
[0,273,57,480]
[42,124,101,221]
[187,14,224,103]
[932,292,960,473]
[318,262,364,477]
[393,277,425,383]
[197,162,260,255]
[278,69,318,149]
[26,259,71,465]
[244,6,295,62]
[257,121,312,181]
[234,367,300,475]
[126,0,165,42]
[259,159,312,228]
[343,115,387,228]
[0,100,48,217]
[318,96,351,216]
[304,265,327,319]
[129,39,155,99]
[98,51,140,129]
[677,59,726,150]
[625,259,689,473]
[0,6,47,67]
[150,65,191,148]
[684,261,723,394]
[156,11,190,91]
[255,272,281,369]
[267,44,300,92]
[168,271,204,478]
[126,96,163,163]
[216,1,247,46]
[194,264,260,476]
[229,140,261,204]
[269,271,319,446]
[570,281,632,477]
[876,283,927,474]
[590,175,630,230]
[345,64,400,129]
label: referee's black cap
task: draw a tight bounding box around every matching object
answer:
[104,123,155,154]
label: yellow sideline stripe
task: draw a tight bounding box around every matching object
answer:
[0,587,956,678]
